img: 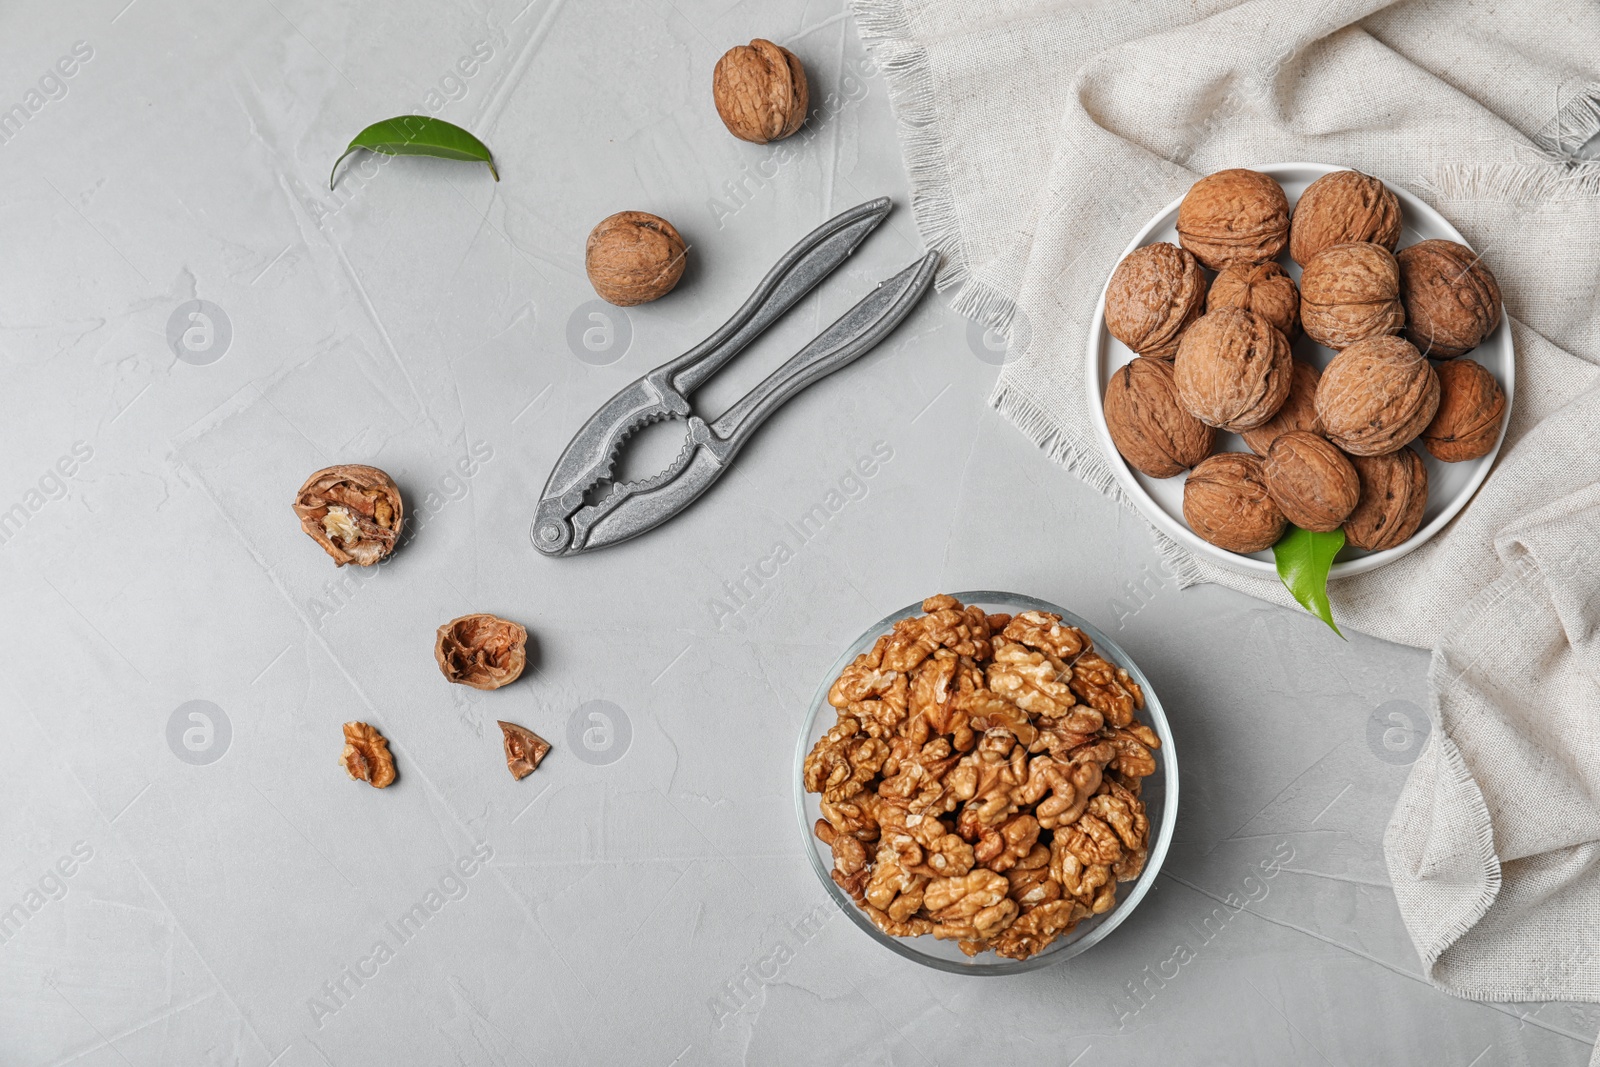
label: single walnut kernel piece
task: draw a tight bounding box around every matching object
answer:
[585,211,687,306]
[1263,431,1360,532]
[436,614,529,690]
[1316,335,1440,457]
[1344,448,1429,551]
[341,722,396,788]
[713,39,809,144]
[804,595,1159,960]
[1397,239,1503,359]
[294,465,404,567]
[1104,243,1208,359]
[1422,359,1505,462]
[1182,452,1286,554]
[497,720,551,780]
[1208,261,1299,341]
[1289,170,1402,266]
[1299,242,1406,350]
[1175,168,1290,270]
[1173,307,1292,432]
[1241,360,1323,456]
[1103,357,1215,478]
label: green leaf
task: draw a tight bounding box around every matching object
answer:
[1273,526,1345,638]
[330,116,499,190]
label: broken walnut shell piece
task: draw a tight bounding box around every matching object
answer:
[497,720,551,780]
[294,464,404,567]
[436,613,529,690]
[341,722,396,788]
[713,38,810,144]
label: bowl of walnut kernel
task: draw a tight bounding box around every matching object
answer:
[796,592,1176,973]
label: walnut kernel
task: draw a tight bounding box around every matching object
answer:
[341,722,396,788]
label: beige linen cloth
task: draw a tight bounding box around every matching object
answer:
[852,0,1600,1048]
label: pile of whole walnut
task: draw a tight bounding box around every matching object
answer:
[804,595,1160,960]
[1102,167,1507,555]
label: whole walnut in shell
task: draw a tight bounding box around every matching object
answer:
[294,464,404,567]
[1289,170,1402,266]
[585,211,687,306]
[1299,242,1405,350]
[713,39,809,144]
[1103,356,1215,478]
[1175,169,1290,270]
[1316,335,1440,456]
[1344,448,1428,551]
[1262,431,1360,532]
[1241,360,1323,456]
[1104,243,1207,359]
[1173,307,1291,432]
[1183,452,1286,554]
[1397,239,1502,358]
[1208,261,1299,341]
[436,613,529,690]
[1422,358,1505,462]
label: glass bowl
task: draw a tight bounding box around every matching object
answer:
[793,591,1178,974]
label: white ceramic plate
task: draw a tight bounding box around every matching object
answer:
[1086,162,1514,578]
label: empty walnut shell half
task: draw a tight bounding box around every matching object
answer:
[1289,169,1402,266]
[1316,335,1440,457]
[1344,448,1429,552]
[1241,359,1323,456]
[436,614,528,690]
[713,38,809,144]
[341,722,396,788]
[1173,306,1292,432]
[585,211,688,306]
[294,464,404,567]
[1103,356,1216,478]
[1263,431,1360,532]
[1175,168,1290,270]
[1299,242,1406,350]
[1182,452,1287,554]
[497,720,551,780]
[1207,261,1299,341]
[1104,242,1208,359]
[1397,239,1502,359]
[1422,358,1505,462]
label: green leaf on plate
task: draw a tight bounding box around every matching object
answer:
[1273,526,1345,638]
[330,116,499,190]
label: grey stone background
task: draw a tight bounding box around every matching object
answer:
[0,0,1593,1064]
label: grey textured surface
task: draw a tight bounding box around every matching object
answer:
[0,1,1593,1065]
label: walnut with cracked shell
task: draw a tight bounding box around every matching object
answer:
[1173,307,1291,432]
[436,613,529,690]
[1397,239,1502,359]
[1289,169,1401,266]
[1316,335,1439,456]
[1104,242,1207,359]
[1262,431,1360,533]
[1182,452,1286,553]
[1422,358,1504,462]
[1299,242,1405,350]
[1103,356,1215,478]
[1175,168,1290,270]
[805,595,1160,960]
[713,39,809,144]
[294,465,403,567]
